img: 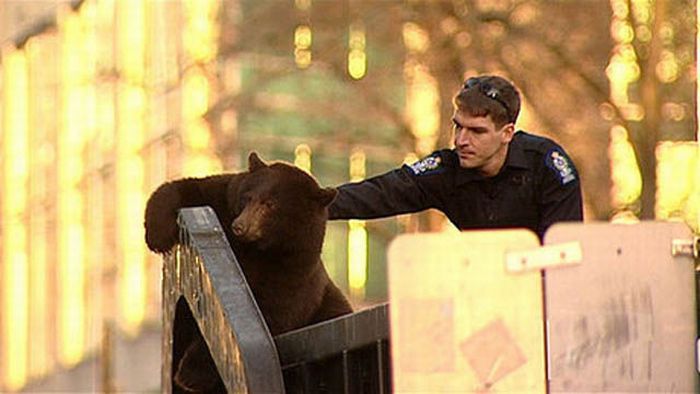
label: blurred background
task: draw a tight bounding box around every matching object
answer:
[0,0,697,392]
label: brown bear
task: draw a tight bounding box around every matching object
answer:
[144,152,353,392]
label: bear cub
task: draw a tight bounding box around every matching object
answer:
[144,152,353,392]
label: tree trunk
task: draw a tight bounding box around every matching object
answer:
[631,0,666,219]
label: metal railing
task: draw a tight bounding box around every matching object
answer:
[162,206,391,393]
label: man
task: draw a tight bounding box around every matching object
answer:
[329,75,582,241]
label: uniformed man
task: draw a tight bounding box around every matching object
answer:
[328,75,583,241]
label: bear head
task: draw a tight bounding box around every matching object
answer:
[227,152,337,255]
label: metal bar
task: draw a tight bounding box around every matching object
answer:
[163,206,285,393]
[376,339,385,394]
[274,303,389,366]
[506,241,583,272]
[342,350,350,394]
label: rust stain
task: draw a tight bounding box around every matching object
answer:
[459,318,527,389]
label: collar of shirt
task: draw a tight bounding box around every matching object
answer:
[455,130,531,186]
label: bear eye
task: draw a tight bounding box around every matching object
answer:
[239,194,251,208]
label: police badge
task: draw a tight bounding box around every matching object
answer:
[545,149,576,185]
[409,155,442,175]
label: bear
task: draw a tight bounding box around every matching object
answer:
[144,152,353,392]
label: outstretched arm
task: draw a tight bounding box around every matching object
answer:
[144,174,238,253]
[329,166,441,220]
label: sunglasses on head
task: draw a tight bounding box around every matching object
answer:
[463,77,513,122]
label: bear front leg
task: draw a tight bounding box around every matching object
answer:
[144,181,184,253]
[174,337,224,393]
[307,281,354,326]
[145,174,239,254]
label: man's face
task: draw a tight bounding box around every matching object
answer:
[452,109,514,176]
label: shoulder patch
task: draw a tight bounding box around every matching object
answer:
[545,149,576,185]
[409,154,443,175]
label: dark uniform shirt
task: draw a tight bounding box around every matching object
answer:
[329,131,583,240]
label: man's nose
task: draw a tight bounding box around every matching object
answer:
[455,129,470,146]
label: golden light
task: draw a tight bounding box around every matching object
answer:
[609,125,642,207]
[295,25,312,48]
[656,50,680,83]
[455,31,472,48]
[507,5,534,25]
[402,21,438,156]
[183,0,219,63]
[607,0,647,216]
[606,3,641,110]
[294,144,312,173]
[348,22,367,80]
[25,26,62,382]
[183,69,210,119]
[348,149,367,296]
[1,46,30,391]
[631,0,652,23]
[350,148,366,181]
[610,0,629,18]
[294,48,312,69]
[116,0,147,335]
[606,53,639,86]
[294,25,312,69]
[57,7,88,367]
[610,19,634,44]
[659,22,675,42]
[661,102,686,121]
[403,152,419,166]
[184,154,222,177]
[656,142,698,231]
[636,25,652,42]
[348,48,367,80]
[620,103,645,121]
[118,0,146,83]
[404,63,439,155]
[181,67,221,177]
[402,22,429,53]
[295,0,312,11]
[181,1,222,178]
[186,118,213,150]
[0,0,228,389]
[618,43,639,62]
[182,70,212,153]
[348,219,368,291]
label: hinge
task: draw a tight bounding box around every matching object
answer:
[697,337,700,374]
[505,241,583,273]
[671,236,699,260]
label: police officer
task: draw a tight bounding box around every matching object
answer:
[328,75,582,241]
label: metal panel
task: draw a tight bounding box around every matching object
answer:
[161,206,285,393]
[275,303,389,365]
[544,221,698,392]
[275,303,391,393]
[387,230,546,393]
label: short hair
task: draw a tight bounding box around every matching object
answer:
[453,75,521,127]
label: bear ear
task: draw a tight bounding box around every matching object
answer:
[315,187,338,207]
[248,151,267,172]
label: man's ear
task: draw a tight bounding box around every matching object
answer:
[248,151,267,172]
[316,187,338,207]
[501,123,515,144]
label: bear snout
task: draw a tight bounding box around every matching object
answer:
[231,218,263,242]
[232,222,245,236]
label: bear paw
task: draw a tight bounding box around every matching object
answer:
[144,183,182,253]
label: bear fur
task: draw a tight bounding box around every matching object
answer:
[144,152,353,392]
